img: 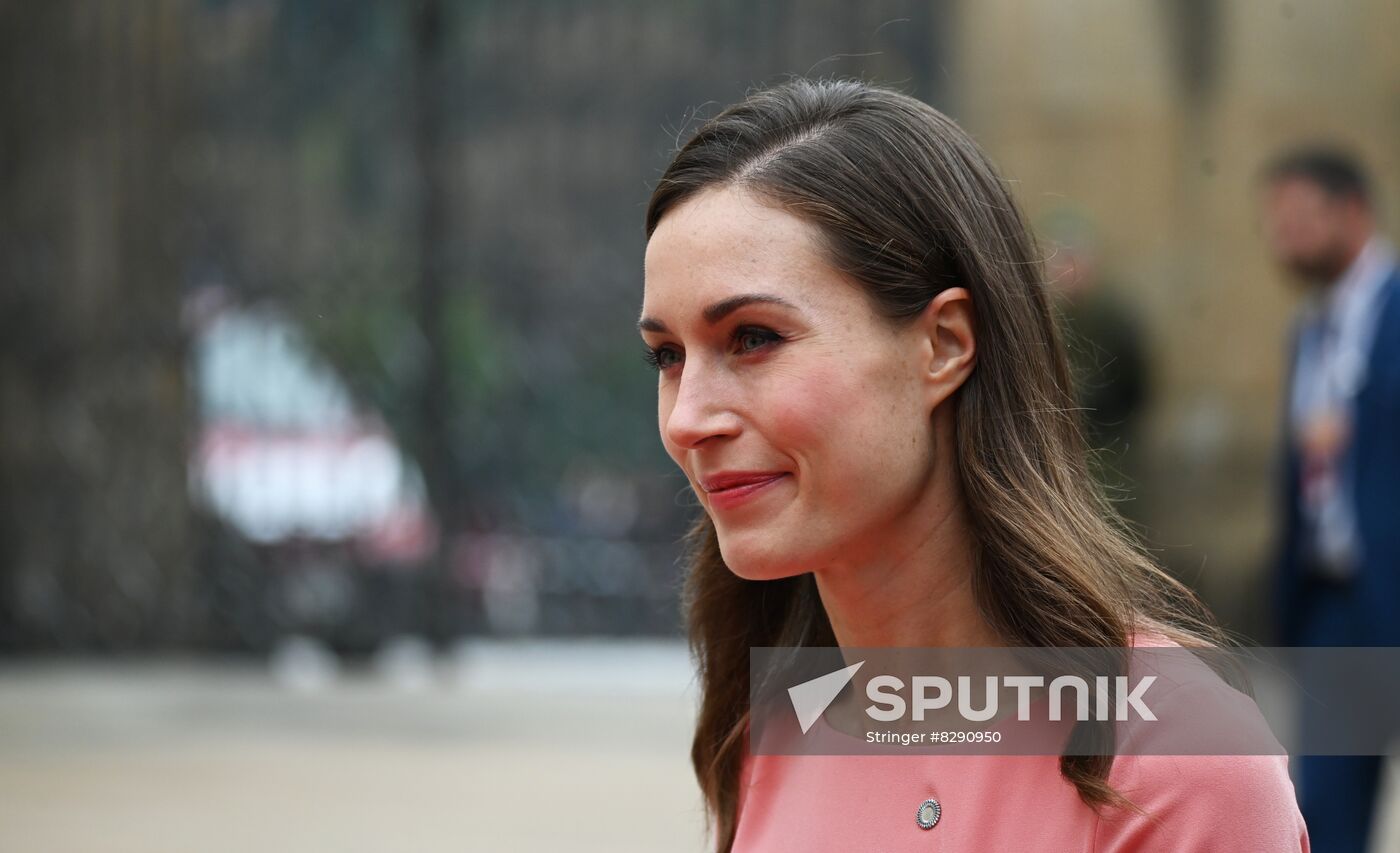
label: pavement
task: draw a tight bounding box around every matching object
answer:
[0,639,709,853]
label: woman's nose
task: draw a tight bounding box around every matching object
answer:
[662,363,741,450]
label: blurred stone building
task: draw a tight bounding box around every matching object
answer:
[953,0,1400,635]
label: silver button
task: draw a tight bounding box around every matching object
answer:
[916,798,942,830]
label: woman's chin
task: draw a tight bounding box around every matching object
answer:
[716,534,805,582]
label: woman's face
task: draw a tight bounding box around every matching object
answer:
[640,185,963,580]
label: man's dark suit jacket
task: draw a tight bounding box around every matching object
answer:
[1275,264,1400,646]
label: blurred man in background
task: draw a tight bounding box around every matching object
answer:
[1262,146,1400,853]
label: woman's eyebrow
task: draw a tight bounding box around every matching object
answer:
[637,293,799,333]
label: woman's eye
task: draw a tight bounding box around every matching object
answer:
[641,327,783,373]
[642,345,680,371]
[734,326,783,353]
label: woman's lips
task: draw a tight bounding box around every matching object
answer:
[705,473,788,511]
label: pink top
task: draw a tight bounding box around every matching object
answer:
[729,636,1310,852]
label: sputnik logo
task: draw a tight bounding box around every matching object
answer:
[787,659,1159,731]
[788,660,865,734]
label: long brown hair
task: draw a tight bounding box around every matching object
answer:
[644,78,1226,853]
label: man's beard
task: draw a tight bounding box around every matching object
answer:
[1288,247,1351,286]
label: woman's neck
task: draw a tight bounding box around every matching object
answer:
[811,494,1003,650]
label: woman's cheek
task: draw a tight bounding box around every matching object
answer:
[763,366,880,501]
[763,364,851,446]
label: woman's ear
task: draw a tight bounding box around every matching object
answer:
[918,287,977,411]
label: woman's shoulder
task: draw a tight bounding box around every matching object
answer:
[1098,631,1307,850]
[1095,752,1308,852]
[1097,628,1309,850]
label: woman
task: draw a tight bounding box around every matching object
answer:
[638,79,1307,852]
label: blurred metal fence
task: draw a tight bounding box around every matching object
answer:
[0,0,951,651]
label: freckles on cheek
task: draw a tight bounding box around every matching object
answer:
[767,367,841,436]
[766,365,872,477]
